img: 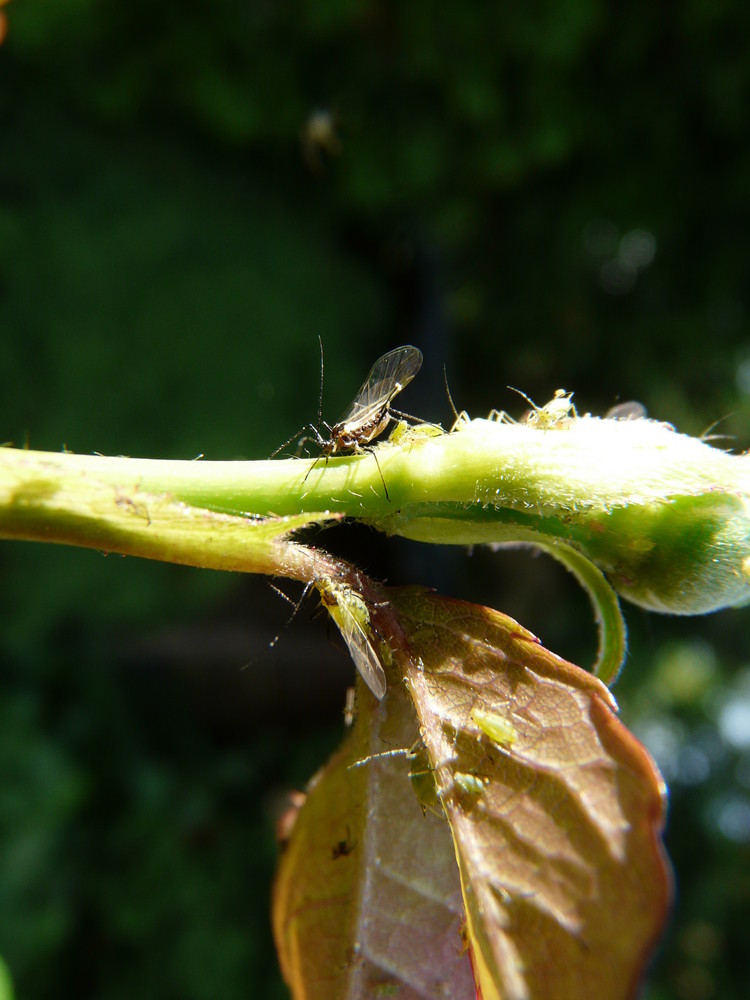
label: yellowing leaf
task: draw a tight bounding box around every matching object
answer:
[392,587,671,1000]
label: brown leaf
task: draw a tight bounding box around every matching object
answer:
[272,671,476,999]
[392,587,671,1000]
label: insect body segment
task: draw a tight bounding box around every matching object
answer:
[316,578,388,700]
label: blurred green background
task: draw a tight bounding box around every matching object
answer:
[2,2,750,997]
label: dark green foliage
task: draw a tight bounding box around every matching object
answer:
[2,1,750,996]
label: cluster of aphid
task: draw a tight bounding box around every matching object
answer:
[348,701,520,814]
[491,388,647,429]
[274,344,647,700]
[282,340,649,464]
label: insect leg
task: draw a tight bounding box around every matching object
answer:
[366,445,390,502]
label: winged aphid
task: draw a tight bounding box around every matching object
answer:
[323,345,422,454]
[273,344,423,500]
[315,577,388,700]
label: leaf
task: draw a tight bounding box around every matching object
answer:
[273,582,669,1000]
[392,587,671,1000]
[272,671,476,999]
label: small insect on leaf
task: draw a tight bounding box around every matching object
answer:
[331,826,356,859]
[454,772,488,798]
[316,578,388,700]
[470,705,518,749]
[349,739,439,813]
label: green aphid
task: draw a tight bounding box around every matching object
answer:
[454,771,488,797]
[509,386,576,428]
[316,578,387,699]
[348,739,438,812]
[471,705,518,749]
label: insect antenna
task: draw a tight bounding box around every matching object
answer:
[300,336,338,482]
[314,334,325,441]
[270,337,329,459]
[506,385,538,410]
[700,412,735,443]
[443,365,460,423]
[348,746,411,768]
[242,580,313,667]
[269,426,307,460]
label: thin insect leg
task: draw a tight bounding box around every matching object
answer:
[303,450,329,484]
[388,406,438,428]
[272,580,313,636]
[270,420,329,459]
[366,446,390,502]
[301,420,337,482]
[267,582,298,608]
[299,421,328,449]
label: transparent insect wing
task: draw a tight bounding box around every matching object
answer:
[336,345,422,424]
[339,613,387,700]
[318,581,387,700]
[605,401,648,421]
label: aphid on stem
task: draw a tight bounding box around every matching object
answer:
[273,343,423,501]
[509,386,577,428]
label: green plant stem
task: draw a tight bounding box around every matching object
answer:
[2,411,750,622]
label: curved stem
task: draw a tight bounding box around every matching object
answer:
[534,541,627,686]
